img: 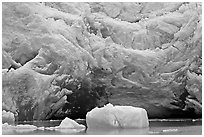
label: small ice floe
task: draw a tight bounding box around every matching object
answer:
[37,127,45,130]
[2,123,38,134]
[3,117,86,134]
[162,129,178,132]
[2,110,15,125]
[2,123,37,130]
[149,129,179,134]
[56,117,86,129]
[192,119,200,122]
[45,117,86,133]
[86,103,149,129]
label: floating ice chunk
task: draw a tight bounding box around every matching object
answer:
[3,122,37,129]
[2,123,38,134]
[37,127,45,130]
[162,129,178,133]
[2,123,37,130]
[2,110,15,125]
[45,126,56,130]
[2,118,85,134]
[2,123,12,128]
[86,103,149,129]
[57,117,86,129]
[44,117,86,133]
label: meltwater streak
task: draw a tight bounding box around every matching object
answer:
[2,119,202,135]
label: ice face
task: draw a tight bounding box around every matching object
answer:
[2,2,202,121]
[86,103,149,129]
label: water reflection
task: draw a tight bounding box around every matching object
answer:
[86,128,149,135]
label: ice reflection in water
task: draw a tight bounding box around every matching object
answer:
[2,119,202,135]
[87,128,149,135]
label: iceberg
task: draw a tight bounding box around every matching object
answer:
[86,103,149,129]
[44,117,86,134]
[2,110,15,125]
[57,117,85,129]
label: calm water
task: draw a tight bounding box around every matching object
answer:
[2,119,202,135]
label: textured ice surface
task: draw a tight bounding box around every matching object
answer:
[2,2,202,120]
[86,103,149,129]
[2,110,15,125]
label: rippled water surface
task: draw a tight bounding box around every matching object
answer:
[3,119,202,135]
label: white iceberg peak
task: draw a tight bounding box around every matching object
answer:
[57,117,85,129]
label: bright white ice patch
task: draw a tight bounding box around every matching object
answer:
[86,103,149,129]
[57,117,85,129]
[2,110,15,125]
